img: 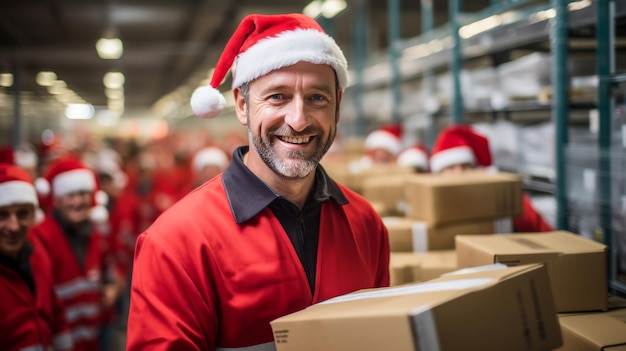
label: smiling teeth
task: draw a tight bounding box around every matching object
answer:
[281,136,310,144]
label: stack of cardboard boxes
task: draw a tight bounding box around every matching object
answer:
[369,171,524,286]
[455,231,626,350]
[270,163,622,349]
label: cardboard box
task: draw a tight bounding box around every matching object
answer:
[347,163,413,194]
[383,216,496,252]
[389,251,458,285]
[389,252,422,286]
[271,264,562,351]
[556,307,626,350]
[363,175,410,216]
[418,250,458,281]
[404,172,523,225]
[456,231,608,312]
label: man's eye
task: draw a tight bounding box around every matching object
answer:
[270,94,285,100]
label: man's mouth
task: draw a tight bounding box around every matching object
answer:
[278,136,311,144]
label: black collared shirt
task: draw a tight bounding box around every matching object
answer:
[222,146,348,293]
[0,242,35,294]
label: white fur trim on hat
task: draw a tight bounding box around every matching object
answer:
[232,28,349,89]
[397,149,429,170]
[190,85,227,119]
[193,148,228,172]
[0,180,39,207]
[430,146,476,173]
[52,169,96,197]
[364,130,403,156]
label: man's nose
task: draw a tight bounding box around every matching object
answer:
[284,99,310,132]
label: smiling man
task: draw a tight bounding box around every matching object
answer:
[127,13,390,351]
[31,158,123,351]
[0,164,73,351]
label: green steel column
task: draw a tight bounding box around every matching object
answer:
[422,0,437,146]
[388,0,401,122]
[317,16,334,36]
[550,0,569,230]
[449,0,464,124]
[11,61,22,148]
[352,0,369,137]
[596,0,613,278]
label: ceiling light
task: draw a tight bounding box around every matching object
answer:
[321,0,347,18]
[48,80,68,95]
[65,103,95,119]
[304,0,323,18]
[304,0,346,19]
[103,72,125,89]
[96,27,123,59]
[36,71,57,86]
[105,87,124,99]
[0,73,13,87]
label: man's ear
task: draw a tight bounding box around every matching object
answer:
[335,88,343,124]
[233,88,248,125]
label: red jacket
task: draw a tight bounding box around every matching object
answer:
[513,193,554,233]
[0,238,73,351]
[30,216,107,351]
[127,174,390,351]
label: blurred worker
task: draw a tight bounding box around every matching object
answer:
[430,124,553,232]
[127,13,390,350]
[0,164,74,351]
[190,146,229,189]
[397,143,430,172]
[363,123,404,164]
[30,158,124,351]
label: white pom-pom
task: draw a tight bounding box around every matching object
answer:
[95,190,109,206]
[90,205,109,223]
[190,86,227,119]
[35,208,46,224]
[34,177,50,196]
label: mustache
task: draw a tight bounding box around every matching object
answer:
[270,125,318,137]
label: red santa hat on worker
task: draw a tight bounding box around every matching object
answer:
[397,143,429,171]
[44,158,108,222]
[429,124,493,173]
[192,146,229,173]
[0,164,39,208]
[190,13,349,119]
[364,124,404,157]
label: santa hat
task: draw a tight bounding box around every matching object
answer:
[190,13,349,119]
[0,145,15,165]
[0,164,39,208]
[397,143,429,171]
[44,158,108,222]
[192,147,229,173]
[430,124,492,173]
[45,158,97,198]
[364,124,404,156]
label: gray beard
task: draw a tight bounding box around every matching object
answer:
[247,115,335,179]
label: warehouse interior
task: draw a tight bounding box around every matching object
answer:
[1,0,626,350]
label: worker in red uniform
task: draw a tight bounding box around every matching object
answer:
[0,164,74,351]
[430,124,553,232]
[30,158,123,351]
[127,13,390,351]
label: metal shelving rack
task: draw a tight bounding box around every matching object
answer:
[347,0,626,294]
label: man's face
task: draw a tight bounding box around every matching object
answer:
[0,204,35,259]
[369,148,396,164]
[54,191,93,224]
[439,163,475,174]
[235,62,341,179]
